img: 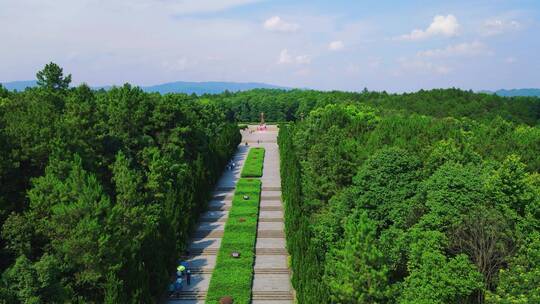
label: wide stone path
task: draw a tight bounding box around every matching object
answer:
[168,144,248,304]
[243,125,294,304]
[168,125,294,304]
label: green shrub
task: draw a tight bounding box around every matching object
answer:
[206,178,262,304]
[241,148,265,178]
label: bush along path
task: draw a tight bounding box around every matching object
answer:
[205,147,265,303]
[241,147,265,178]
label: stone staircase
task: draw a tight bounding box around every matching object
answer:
[252,291,294,301]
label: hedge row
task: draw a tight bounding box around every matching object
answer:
[278,125,329,303]
[241,147,265,177]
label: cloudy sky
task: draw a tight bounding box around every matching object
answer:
[1,0,539,92]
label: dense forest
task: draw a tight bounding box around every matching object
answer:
[207,88,540,126]
[279,103,540,303]
[0,63,240,302]
[1,63,539,303]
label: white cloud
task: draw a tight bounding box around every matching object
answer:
[278,49,293,64]
[398,14,459,41]
[162,57,192,72]
[264,16,299,32]
[117,0,262,15]
[399,57,452,75]
[278,49,310,65]
[294,68,311,76]
[2,0,263,16]
[417,41,491,58]
[481,19,521,36]
[295,55,311,64]
[0,0,269,85]
[328,40,344,51]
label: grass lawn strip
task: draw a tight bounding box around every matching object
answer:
[205,179,261,304]
[240,147,265,178]
[206,148,265,303]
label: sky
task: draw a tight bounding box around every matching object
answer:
[0,0,539,92]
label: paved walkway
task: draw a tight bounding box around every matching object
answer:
[168,144,248,304]
[243,125,294,304]
[168,125,294,304]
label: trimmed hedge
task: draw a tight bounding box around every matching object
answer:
[241,147,265,177]
[206,178,261,304]
[278,124,329,303]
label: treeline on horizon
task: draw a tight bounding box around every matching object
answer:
[0,63,240,302]
[278,103,539,303]
[206,88,540,126]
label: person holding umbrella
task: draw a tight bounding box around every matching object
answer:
[177,264,186,277]
[180,261,189,270]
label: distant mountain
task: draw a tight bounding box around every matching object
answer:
[481,88,540,97]
[141,81,288,95]
[2,80,37,91]
[1,80,289,95]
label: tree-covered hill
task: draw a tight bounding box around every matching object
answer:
[483,88,540,97]
[1,80,289,95]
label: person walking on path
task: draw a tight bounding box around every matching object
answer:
[186,269,191,285]
[168,283,175,297]
[174,277,183,295]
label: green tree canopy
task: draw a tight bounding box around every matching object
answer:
[36,62,72,91]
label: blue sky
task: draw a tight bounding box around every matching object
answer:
[0,0,539,92]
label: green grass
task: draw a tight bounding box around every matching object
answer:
[241,148,265,178]
[206,178,262,304]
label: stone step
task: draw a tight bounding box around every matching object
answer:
[261,195,281,201]
[215,186,235,191]
[260,206,283,211]
[254,268,290,274]
[262,186,281,191]
[190,268,213,274]
[200,211,228,222]
[169,291,207,300]
[257,230,285,238]
[258,218,284,223]
[200,217,228,223]
[209,198,232,204]
[207,204,231,211]
[212,193,234,200]
[252,291,293,300]
[193,230,224,238]
[244,140,277,144]
[187,248,219,255]
[256,248,288,255]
